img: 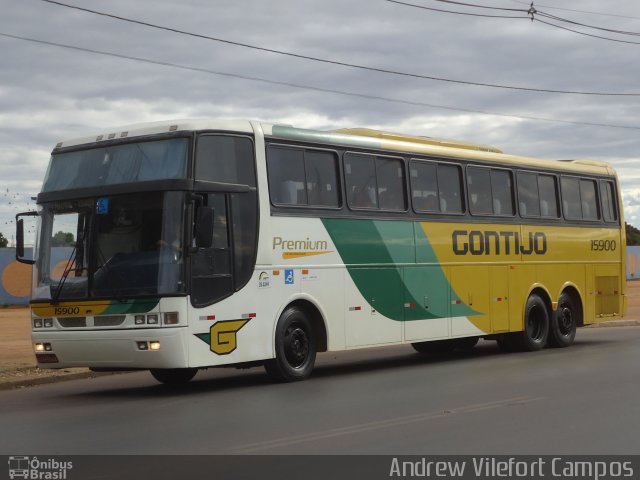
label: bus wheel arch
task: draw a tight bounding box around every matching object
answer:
[265,299,326,382]
[287,299,328,353]
[549,286,582,348]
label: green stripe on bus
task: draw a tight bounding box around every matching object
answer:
[272,125,384,150]
[321,218,477,321]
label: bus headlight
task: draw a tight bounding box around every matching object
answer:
[149,341,161,351]
[33,319,43,328]
[35,343,52,352]
[147,314,159,325]
[44,318,54,328]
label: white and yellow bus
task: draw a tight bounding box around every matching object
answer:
[16,120,626,384]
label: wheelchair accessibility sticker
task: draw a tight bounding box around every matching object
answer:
[284,269,294,285]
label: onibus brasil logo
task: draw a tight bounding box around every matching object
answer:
[8,456,73,479]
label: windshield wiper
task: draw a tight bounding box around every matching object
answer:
[51,242,78,304]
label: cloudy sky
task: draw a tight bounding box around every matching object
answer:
[1,0,640,243]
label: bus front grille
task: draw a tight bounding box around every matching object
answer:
[94,315,126,327]
[58,317,87,328]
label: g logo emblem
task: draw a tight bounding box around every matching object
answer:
[209,319,249,355]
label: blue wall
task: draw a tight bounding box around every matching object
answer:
[627,246,640,280]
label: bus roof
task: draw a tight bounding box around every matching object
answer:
[53,119,616,177]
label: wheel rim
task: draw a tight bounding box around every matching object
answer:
[557,304,574,336]
[284,324,309,369]
[527,304,546,341]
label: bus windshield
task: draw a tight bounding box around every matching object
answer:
[42,138,189,192]
[34,191,186,301]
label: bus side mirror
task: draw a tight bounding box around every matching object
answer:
[16,212,38,265]
[195,207,214,249]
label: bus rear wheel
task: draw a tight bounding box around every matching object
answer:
[150,368,198,385]
[265,306,317,382]
[512,293,549,351]
[548,292,578,348]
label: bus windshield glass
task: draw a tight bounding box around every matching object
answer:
[34,191,186,301]
[42,138,189,192]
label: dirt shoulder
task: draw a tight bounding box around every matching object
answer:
[2,281,639,389]
[0,307,115,389]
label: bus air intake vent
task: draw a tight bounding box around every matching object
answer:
[94,315,126,327]
[58,317,87,328]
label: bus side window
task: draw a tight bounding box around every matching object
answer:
[467,167,492,215]
[410,161,438,212]
[491,169,514,215]
[561,177,582,220]
[517,172,540,217]
[377,158,406,211]
[195,135,256,187]
[267,146,340,208]
[538,174,559,218]
[267,147,307,205]
[345,153,378,209]
[438,164,463,214]
[580,179,599,221]
[600,180,618,222]
[305,150,340,207]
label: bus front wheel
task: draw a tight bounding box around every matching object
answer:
[548,292,578,348]
[265,306,317,382]
[150,368,198,385]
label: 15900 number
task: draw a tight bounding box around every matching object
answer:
[54,306,80,316]
[591,239,617,251]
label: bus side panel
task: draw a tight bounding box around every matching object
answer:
[403,265,450,341]
[489,265,510,333]
[345,267,403,347]
[450,265,490,336]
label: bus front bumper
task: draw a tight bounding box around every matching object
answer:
[32,327,189,369]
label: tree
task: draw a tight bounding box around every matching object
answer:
[51,231,75,247]
[0,232,7,248]
[626,222,640,246]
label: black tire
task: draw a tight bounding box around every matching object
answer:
[265,307,316,382]
[512,294,549,351]
[150,368,198,385]
[548,292,578,348]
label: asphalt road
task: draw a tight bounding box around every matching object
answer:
[1,327,638,455]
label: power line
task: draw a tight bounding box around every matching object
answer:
[395,0,640,40]
[2,31,639,132]
[432,0,525,12]
[34,0,640,96]
[385,0,528,19]
[535,11,640,38]
[534,17,640,46]
[391,1,640,44]
[509,0,640,22]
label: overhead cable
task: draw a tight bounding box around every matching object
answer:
[385,0,528,19]
[2,31,639,131]
[34,0,640,96]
